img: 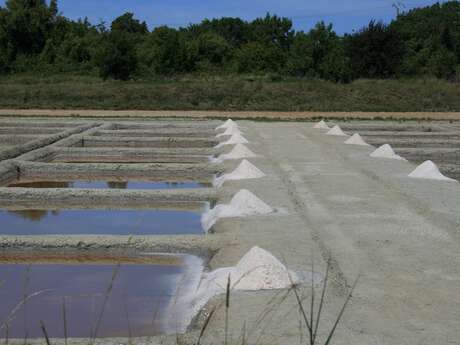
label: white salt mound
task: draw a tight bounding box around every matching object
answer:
[408,160,456,181]
[344,133,370,146]
[214,159,265,187]
[202,246,298,291]
[216,125,241,138]
[212,144,256,163]
[313,120,330,130]
[179,247,298,330]
[201,189,273,231]
[326,125,348,136]
[215,133,249,148]
[216,119,238,131]
[370,144,405,160]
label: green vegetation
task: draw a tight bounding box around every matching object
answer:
[1,0,460,83]
[1,74,460,111]
[0,1,460,111]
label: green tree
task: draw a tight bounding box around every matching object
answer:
[138,26,192,75]
[346,20,405,78]
[193,32,231,70]
[236,41,286,73]
[3,0,57,55]
[111,12,148,35]
[95,30,137,80]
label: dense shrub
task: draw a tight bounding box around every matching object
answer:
[0,0,459,81]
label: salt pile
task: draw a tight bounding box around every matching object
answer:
[215,133,249,148]
[370,144,405,160]
[216,125,241,138]
[344,133,370,146]
[201,189,274,231]
[326,125,348,136]
[214,160,265,187]
[199,246,298,291]
[176,247,298,330]
[313,120,330,130]
[216,119,238,131]
[408,160,456,181]
[212,144,257,163]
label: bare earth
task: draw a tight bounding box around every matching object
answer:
[2,109,460,120]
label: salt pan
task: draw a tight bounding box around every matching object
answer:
[214,160,265,187]
[326,125,348,136]
[408,160,456,181]
[201,189,273,231]
[313,120,330,130]
[370,144,405,160]
[344,133,370,146]
[212,144,257,163]
[215,133,249,148]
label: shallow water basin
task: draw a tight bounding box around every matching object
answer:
[7,180,211,190]
[0,253,203,338]
[0,209,205,235]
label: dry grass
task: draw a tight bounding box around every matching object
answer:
[0,74,460,112]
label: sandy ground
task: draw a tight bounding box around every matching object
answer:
[2,119,460,345]
[2,109,460,120]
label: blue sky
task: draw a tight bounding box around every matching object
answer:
[0,0,444,34]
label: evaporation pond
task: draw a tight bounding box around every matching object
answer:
[8,180,211,189]
[0,209,204,235]
[0,255,203,338]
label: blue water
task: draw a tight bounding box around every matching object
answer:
[8,181,211,189]
[0,261,191,338]
[0,209,204,235]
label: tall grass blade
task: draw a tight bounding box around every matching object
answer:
[224,274,231,345]
[90,264,120,342]
[22,265,31,345]
[0,290,51,332]
[40,320,51,345]
[323,276,359,345]
[195,308,215,345]
[310,257,315,345]
[312,259,330,343]
[62,297,68,345]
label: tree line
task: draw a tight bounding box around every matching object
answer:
[0,0,459,82]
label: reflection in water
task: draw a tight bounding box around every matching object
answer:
[9,181,71,188]
[1,209,203,235]
[8,180,211,190]
[9,210,60,222]
[0,256,203,338]
[106,181,128,189]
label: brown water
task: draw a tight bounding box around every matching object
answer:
[0,254,203,338]
[0,209,204,235]
[8,180,211,189]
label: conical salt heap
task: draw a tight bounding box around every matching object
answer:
[215,133,249,148]
[214,160,265,187]
[370,144,405,160]
[201,246,298,291]
[344,133,370,146]
[313,120,330,130]
[201,189,273,231]
[216,119,238,131]
[212,144,257,163]
[408,160,456,181]
[326,125,348,136]
[216,125,241,138]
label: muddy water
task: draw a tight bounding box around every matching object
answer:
[8,180,211,189]
[0,209,204,235]
[0,254,203,338]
